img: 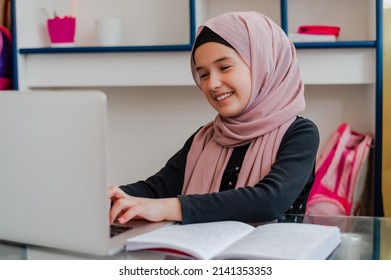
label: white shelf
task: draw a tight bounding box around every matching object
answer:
[24,52,194,88]
[297,48,375,85]
[16,0,378,87]
[22,48,375,88]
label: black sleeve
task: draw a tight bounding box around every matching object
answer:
[178,118,319,224]
[118,129,198,198]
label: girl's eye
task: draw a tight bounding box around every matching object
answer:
[199,73,208,80]
[221,65,232,71]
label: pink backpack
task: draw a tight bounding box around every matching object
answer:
[0,24,12,90]
[306,123,372,216]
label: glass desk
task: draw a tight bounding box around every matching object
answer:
[279,214,391,260]
[1,215,390,260]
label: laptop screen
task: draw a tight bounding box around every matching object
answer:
[0,90,112,255]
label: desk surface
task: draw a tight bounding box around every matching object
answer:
[281,214,391,260]
[1,215,390,260]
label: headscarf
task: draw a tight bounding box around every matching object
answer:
[182,11,305,194]
[191,26,234,61]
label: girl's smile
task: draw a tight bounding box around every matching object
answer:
[215,91,234,101]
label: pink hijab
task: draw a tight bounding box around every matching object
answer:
[182,12,305,194]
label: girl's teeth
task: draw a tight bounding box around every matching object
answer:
[216,92,233,101]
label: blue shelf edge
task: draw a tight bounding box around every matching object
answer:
[374,0,384,217]
[19,44,193,54]
[19,40,376,55]
[294,41,376,49]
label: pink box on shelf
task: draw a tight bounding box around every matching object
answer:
[47,16,76,46]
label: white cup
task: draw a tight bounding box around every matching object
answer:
[337,233,362,260]
[95,18,124,46]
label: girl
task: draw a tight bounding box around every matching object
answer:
[109,11,319,225]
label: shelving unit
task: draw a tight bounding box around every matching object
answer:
[11,0,384,215]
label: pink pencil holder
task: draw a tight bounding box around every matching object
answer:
[47,16,76,44]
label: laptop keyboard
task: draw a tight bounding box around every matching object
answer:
[110,224,134,238]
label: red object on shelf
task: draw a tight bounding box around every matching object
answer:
[297,25,341,37]
[47,16,76,44]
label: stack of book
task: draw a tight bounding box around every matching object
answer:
[289,25,341,42]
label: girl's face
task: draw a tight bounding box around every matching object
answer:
[194,42,252,118]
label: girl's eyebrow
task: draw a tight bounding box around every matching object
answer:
[195,56,232,72]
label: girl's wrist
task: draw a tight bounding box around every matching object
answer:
[164,197,182,222]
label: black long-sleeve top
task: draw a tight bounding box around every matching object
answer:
[120,117,319,224]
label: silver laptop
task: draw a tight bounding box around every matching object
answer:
[0,90,169,256]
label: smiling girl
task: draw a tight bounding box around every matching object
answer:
[109,11,319,225]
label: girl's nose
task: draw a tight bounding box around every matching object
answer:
[208,73,222,91]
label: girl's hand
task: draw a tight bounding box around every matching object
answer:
[108,186,182,224]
